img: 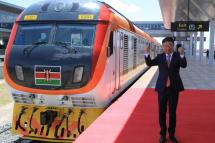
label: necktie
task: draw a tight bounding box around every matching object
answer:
[166,54,171,87]
[167,54,171,67]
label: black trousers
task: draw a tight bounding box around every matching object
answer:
[158,87,179,137]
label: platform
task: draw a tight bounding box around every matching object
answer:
[0,62,3,79]
[75,57,215,143]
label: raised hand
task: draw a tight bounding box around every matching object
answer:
[144,47,150,54]
[178,47,185,55]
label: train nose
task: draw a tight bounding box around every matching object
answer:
[7,45,92,90]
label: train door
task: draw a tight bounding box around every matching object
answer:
[108,30,121,94]
[114,31,121,90]
[108,31,115,94]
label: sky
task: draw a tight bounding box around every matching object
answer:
[1,0,163,21]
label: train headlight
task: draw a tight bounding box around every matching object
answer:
[15,65,24,81]
[73,66,84,83]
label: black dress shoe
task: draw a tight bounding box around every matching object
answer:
[159,136,166,143]
[169,136,179,143]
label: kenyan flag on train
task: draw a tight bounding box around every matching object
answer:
[35,66,61,86]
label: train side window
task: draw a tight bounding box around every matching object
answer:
[131,36,134,49]
[107,31,113,57]
[120,32,123,49]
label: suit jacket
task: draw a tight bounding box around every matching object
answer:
[145,52,187,93]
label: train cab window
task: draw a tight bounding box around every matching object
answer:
[54,25,95,48]
[107,31,113,57]
[71,33,82,46]
[14,24,52,45]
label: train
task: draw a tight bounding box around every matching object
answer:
[4,0,161,142]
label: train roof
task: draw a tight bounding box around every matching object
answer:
[19,0,103,22]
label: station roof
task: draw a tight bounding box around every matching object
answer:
[0,0,24,14]
[159,0,215,29]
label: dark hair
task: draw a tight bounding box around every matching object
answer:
[176,43,182,50]
[162,37,174,44]
[176,43,182,48]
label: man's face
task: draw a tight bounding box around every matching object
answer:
[162,41,173,54]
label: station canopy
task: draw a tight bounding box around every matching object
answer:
[159,0,215,29]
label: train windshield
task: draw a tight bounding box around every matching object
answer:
[14,24,52,45]
[54,25,95,48]
[14,24,96,48]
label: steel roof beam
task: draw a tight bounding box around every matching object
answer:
[190,0,212,20]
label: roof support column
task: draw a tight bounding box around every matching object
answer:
[174,32,178,51]
[199,32,204,62]
[189,33,193,57]
[185,41,190,57]
[209,21,215,64]
[193,32,198,59]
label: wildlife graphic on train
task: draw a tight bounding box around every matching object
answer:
[4,0,161,142]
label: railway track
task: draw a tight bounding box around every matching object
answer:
[0,125,11,135]
[0,122,19,143]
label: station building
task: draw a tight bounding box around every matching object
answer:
[0,0,23,55]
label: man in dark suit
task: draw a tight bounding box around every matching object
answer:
[144,37,187,143]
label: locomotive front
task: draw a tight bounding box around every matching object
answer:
[8,17,95,90]
[4,0,110,142]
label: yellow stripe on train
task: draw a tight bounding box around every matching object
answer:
[12,103,104,142]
